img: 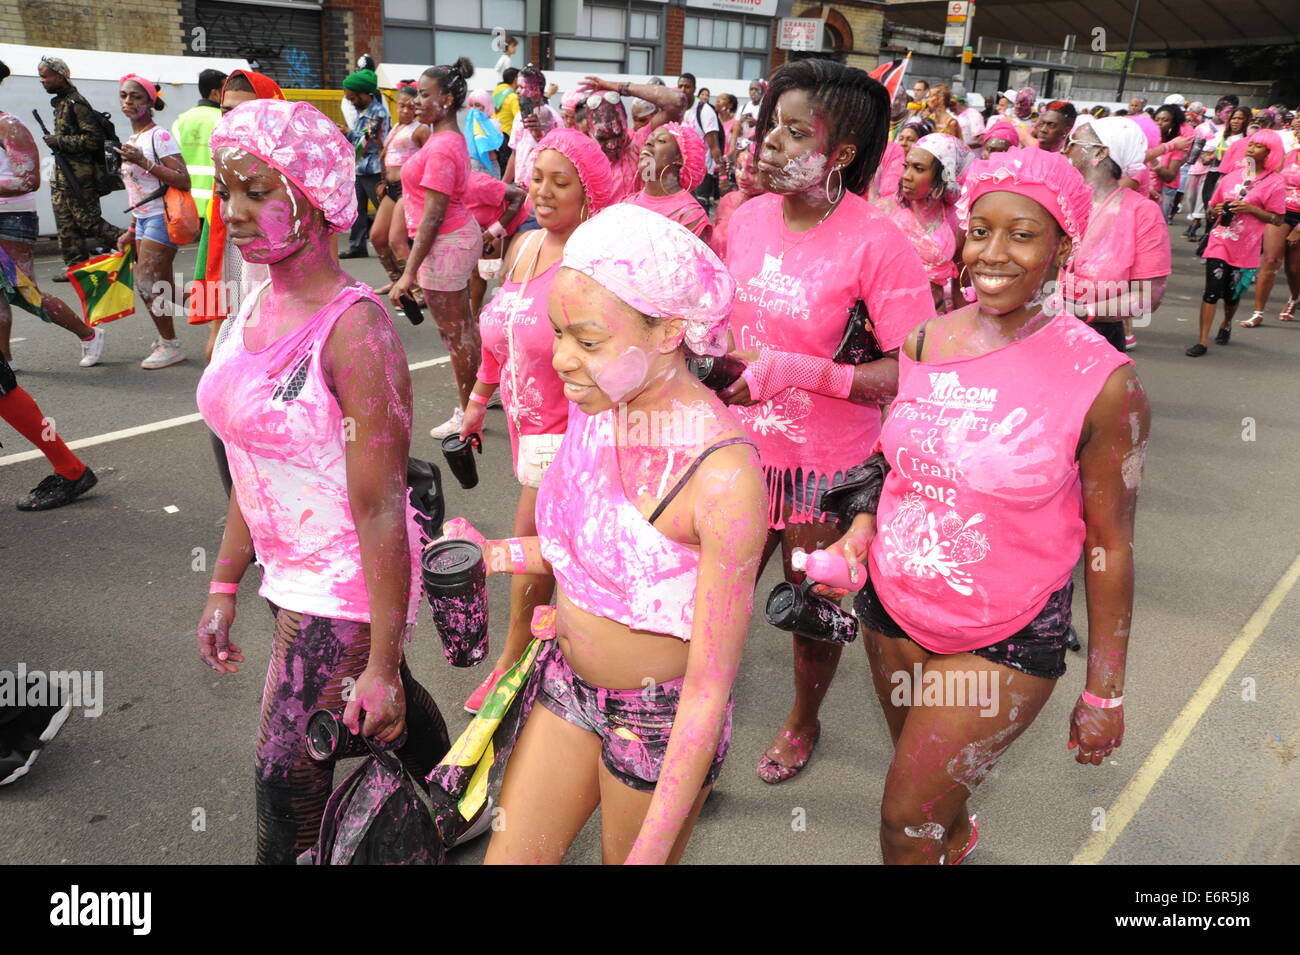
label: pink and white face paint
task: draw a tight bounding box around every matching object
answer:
[215,148,312,265]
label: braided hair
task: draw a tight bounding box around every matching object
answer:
[757,59,890,195]
[423,58,472,111]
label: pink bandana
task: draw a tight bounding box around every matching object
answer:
[120,73,158,104]
[561,204,735,357]
[957,147,1092,246]
[982,119,1019,145]
[660,122,707,192]
[210,98,357,234]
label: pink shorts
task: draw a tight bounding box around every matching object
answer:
[417,219,482,292]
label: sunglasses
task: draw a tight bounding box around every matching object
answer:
[1066,132,1102,152]
[585,90,621,111]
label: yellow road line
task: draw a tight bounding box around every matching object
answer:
[1072,550,1300,865]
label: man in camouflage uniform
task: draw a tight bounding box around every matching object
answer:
[36,56,124,279]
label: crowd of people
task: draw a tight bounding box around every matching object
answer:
[1,47,1294,865]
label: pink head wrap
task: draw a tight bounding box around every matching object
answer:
[120,73,159,105]
[466,90,493,113]
[533,128,617,213]
[1130,110,1161,149]
[911,133,972,200]
[561,89,585,112]
[982,119,1019,145]
[561,204,736,357]
[957,147,1091,247]
[210,99,357,234]
[659,122,707,192]
[1245,128,1284,174]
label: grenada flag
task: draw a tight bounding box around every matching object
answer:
[68,247,136,326]
[0,244,49,322]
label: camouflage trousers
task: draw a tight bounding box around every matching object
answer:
[51,178,125,267]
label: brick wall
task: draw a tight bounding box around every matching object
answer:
[17,0,184,56]
[665,5,685,76]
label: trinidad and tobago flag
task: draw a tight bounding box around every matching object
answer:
[869,52,911,101]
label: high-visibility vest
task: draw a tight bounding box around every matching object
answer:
[172,103,221,218]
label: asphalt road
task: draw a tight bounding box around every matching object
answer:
[1,228,1297,865]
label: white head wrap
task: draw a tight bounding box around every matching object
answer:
[1072,115,1148,178]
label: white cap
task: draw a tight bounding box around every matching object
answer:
[1163,93,1186,106]
[966,92,985,110]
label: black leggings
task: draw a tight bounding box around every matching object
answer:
[254,607,449,864]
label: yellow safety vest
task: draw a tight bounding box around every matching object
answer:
[172,103,221,218]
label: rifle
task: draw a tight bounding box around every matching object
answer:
[31,110,86,202]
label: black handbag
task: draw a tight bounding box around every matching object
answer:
[832,299,885,365]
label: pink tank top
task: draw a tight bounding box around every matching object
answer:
[874,195,958,286]
[476,234,570,463]
[196,281,422,624]
[384,122,423,168]
[868,314,1132,653]
[1284,151,1300,214]
[535,406,751,641]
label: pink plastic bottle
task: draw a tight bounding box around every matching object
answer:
[790,547,866,592]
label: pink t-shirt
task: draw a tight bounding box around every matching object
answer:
[1062,186,1170,316]
[710,188,751,259]
[507,105,558,186]
[624,188,711,241]
[401,130,471,238]
[463,170,530,233]
[1283,151,1300,214]
[607,124,655,203]
[477,248,569,464]
[869,314,1133,653]
[871,141,905,201]
[724,191,935,526]
[1203,168,1286,268]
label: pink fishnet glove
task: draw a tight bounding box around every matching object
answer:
[741,349,855,402]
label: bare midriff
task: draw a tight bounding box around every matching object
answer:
[553,591,691,689]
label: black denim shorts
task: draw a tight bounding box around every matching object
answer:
[0,211,39,244]
[854,575,1073,680]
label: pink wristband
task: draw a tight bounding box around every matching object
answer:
[1081,689,1123,709]
[487,221,507,241]
[209,581,239,595]
[505,537,527,574]
[468,390,491,407]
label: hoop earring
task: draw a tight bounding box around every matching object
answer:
[825,166,845,205]
[959,265,978,302]
[658,160,682,193]
[580,198,591,222]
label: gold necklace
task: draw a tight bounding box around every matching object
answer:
[778,200,838,262]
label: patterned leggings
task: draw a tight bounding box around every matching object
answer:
[255,607,450,865]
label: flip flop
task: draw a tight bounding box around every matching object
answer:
[948,813,979,865]
[756,721,820,784]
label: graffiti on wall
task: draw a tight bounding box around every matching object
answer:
[190,2,322,88]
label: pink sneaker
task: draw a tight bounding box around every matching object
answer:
[464,667,507,714]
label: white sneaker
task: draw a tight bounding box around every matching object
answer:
[78,327,106,367]
[429,406,464,440]
[141,338,185,370]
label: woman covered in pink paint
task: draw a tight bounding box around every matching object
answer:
[710,143,764,260]
[576,75,686,203]
[1062,115,1171,353]
[115,73,192,370]
[371,80,428,296]
[455,129,616,715]
[718,59,935,784]
[873,132,970,311]
[827,146,1149,864]
[443,204,766,864]
[624,121,712,242]
[391,60,484,441]
[195,99,449,864]
[979,119,1019,159]
[1186,129,1287,356]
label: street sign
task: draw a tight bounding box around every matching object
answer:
[944,23,965,46]
[777,18,824,52]
[947,1,970,21]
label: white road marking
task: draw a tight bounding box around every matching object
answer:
[0,356,451,467]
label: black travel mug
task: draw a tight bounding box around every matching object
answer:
[305,708,407,764]
[441,433,482,490]
[765,580,859,645]
[398,293,425,326]
[421,538,490,667]
[687,354,747,392]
